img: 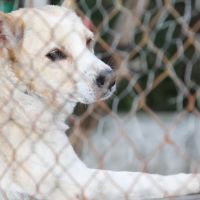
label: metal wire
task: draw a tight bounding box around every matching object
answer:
[0,0,200,199]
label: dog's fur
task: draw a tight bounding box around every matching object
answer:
[0,1,200,199]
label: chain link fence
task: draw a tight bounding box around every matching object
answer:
[69,0,200,174]
[0,0,200,199]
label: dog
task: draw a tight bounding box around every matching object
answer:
[0,1,200,199]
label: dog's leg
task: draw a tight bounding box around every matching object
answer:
[4,149,199,199]
[81,169,200,200]
[34,165,200,200]
[2,135,198,200]
[0,129,199,200]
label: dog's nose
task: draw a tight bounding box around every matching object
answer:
[96,69,116,90]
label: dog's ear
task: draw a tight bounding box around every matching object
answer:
[0,12,24,48]
[62,0,77,10]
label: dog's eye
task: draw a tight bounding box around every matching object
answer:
[46,48,66,61]
[86,38,93,48]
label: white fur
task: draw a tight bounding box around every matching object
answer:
[0,4,199,200]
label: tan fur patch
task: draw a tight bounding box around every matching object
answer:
[0,12,24,47]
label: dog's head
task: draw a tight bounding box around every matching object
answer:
[0,3,116,107]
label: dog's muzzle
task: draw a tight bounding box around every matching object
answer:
[96,69,116,90]
[95,69,116,99]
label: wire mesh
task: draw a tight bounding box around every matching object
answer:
[0,0,200,199]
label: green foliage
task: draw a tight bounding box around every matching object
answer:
[0,0,15,12]
[79,0,200,112]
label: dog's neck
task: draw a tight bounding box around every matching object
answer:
[0,59,76,131]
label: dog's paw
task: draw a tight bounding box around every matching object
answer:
[184,174,200,195]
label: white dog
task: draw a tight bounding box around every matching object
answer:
[0,1,199,199]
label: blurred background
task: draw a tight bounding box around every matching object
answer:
[1,0,200,175]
